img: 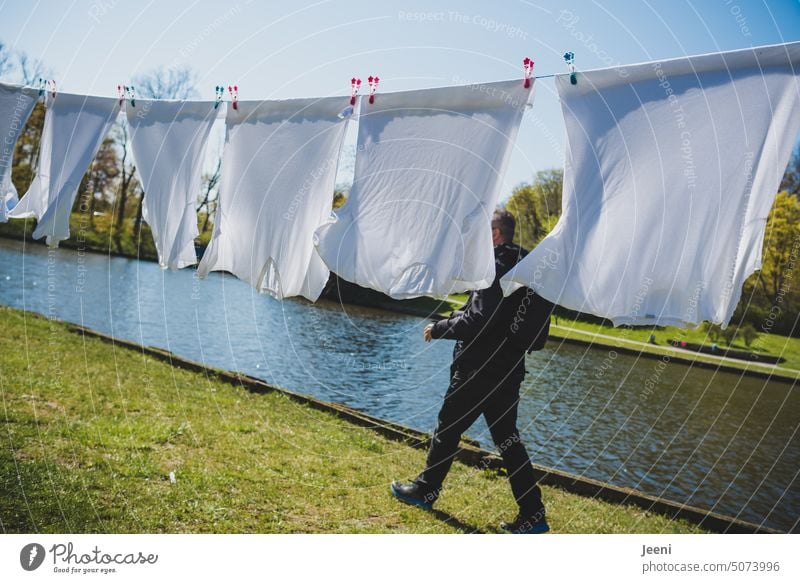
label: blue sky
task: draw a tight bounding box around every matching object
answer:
[1,0,799,197]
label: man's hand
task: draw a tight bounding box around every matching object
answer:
[423,324,434,342]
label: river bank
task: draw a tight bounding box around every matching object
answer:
[0,306,712,533]
[3,222,797,382]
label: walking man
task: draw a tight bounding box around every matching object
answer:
[391,209,549,534]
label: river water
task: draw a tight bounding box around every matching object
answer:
[0,237,797,532]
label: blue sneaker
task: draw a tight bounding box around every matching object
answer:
[390,480,436,510]
[500,512,550,534]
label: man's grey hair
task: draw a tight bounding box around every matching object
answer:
[492,209,515,243]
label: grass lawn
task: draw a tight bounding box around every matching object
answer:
[0,306,706,534]
[551,316,800,373]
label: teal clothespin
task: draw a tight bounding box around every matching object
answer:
[564,52,577,85]
[214,85,223,109]
[125,85,136,108]
[37,77,45,97]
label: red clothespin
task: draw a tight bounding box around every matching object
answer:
[523,57,534,88]
[117,84,125,106]
[367,75,379,104]
[48,79,56,98]
[228,85,238,110]
[350,77,361,106]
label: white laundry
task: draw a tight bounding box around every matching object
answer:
[197,97,351,301]
[9,92,119,246]
[127,100,217,269]
[501,42,800,329]
[314,80,533,299]
[0,82,38,222]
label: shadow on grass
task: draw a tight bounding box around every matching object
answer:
[428,508,486,534]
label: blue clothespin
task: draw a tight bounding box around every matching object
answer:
[37,77,46,97]
[564,52,577,85]
[214,85,224,109]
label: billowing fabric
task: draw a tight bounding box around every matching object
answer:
[10,93,118,246]
[502,42,800,329]
[314,80,533,299]
[0,83,38,222]
[197,97,350,300]
[127,100,217,269]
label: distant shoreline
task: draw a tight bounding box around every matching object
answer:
[1,229,797,384]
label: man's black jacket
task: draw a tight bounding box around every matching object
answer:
[431,242,528,368]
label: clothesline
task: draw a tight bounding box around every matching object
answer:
[22,53,575,113]
[24,77,560,118]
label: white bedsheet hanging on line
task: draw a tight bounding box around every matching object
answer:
[0,82,38,222]
[501,42,800,329]
[9,93,119,246]
[197,96,351,301]
[127,99,217,269]
[314,79,533,299]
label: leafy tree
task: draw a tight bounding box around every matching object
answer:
[702,322,722,343]
[758,191,800,301]
[733,191,800,337]
[779,145,799,198]
[504,168,563,249]
[73,137,120,225]
[721,324,738,346]
[333,190,347,209]
[505,182,542,250]
[739,323,759,348]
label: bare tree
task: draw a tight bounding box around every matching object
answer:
[133,65,198,100]
[0,42,13,79]
[17,52,49,85]
[198,157,221,234]
[112,120,138,250]
[0,43,52,84]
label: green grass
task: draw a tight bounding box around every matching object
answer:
[549,315,800,374]
[0,306,706,533]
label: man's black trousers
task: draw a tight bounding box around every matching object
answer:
[415,353,545,516]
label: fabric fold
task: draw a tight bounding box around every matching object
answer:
[0,82,38,222]
[9,92,119,246]
[196,96,351,301]
[501,41,800,329]
[314,79,533,300]
[127,99,217,269]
